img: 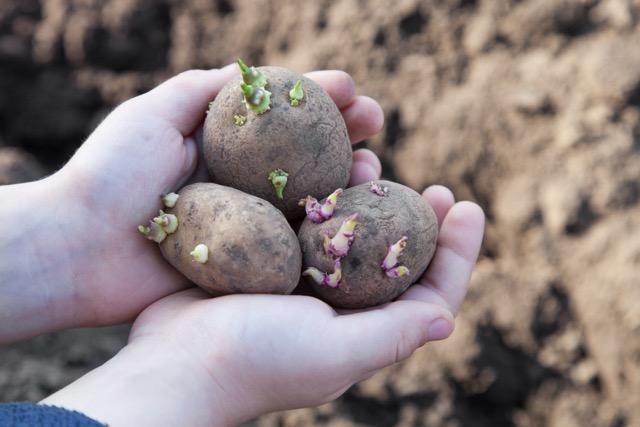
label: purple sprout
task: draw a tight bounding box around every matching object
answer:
[323,213,358,258]
[303,259,343,288]
[299,188,343,224]
[369,181,389,196]
[381,236,410,278]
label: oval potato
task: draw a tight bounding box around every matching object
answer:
[204,66,352,219]
[298,181,438,308]
[160,183,302,295]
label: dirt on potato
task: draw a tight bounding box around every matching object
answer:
[1,1,640,426]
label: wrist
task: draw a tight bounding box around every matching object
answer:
[0,171,83,342]
[41,340,244,427]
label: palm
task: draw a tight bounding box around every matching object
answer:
[65,113,195,323]
[61,66,386,325]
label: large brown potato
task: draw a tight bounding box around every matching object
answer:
[204,65,352,220]
[298,181,438,309]
[159,183,302,295]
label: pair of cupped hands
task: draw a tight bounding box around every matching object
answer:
[1,64,484,426]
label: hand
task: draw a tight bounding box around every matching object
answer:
[42,189,484,426]
[0,65,384,342]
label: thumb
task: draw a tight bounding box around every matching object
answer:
[119,64,237,136]
[333,300,454,380]
[171,136,200,190]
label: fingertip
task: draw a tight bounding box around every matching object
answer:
[423,185,455,226]
[337,300,455,371]
[305,70,356,109]
[342,96,385,144]
[360,96,385,134]
[427,317,455,341]
[384,301,454,354]
[446,201,486,232]
[423,185,455,204]
[349,162,378,186]
[352,149,382,176]
[437,200,486,266]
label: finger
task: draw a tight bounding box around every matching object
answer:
[182,126,211,187]
[341,96,385,144]
[349,162,378,187]
[398,202,485,315]
[304,70,356,109]
[334,300,454,377]
[172,136,199,190]
[422,185,455,227]
[121,64,237,136]
[353,149,382,176]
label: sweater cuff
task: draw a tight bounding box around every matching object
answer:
[0,403,106,426]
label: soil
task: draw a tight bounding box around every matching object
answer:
[1,0,639,426]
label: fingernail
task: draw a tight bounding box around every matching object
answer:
[427,318,453,341]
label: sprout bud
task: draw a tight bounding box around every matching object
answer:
[324,259,342,288]
[153,210,178,234]
[303,267,325,285]
[162,192,179,208]
[369,181,389,196]
[268,169,289,199]
[289,80,304,106]
[381,236,409,278]
[138,222,167,243]
[233,114,247,126]
[190,244,209,264]
[237,59,267,88]
[385,265,410,278]
[299,188,343,223]
[324,213,358,258]
[303,259,342,288]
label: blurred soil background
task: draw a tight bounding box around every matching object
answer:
[1,0,640,425]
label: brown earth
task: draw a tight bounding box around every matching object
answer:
[1,0,639,426]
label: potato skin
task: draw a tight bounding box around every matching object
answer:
[160,183,302,296]
[298,181,438,309]
[204,66,352,219]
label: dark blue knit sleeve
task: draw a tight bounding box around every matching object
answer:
[0,403,106,427]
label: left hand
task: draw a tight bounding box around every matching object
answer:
[0,65,384,342]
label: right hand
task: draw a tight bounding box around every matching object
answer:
[42,186,484,427]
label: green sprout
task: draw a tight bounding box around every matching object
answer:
[153,210,178,234]
[238,59,271,114]
[241,82,271,114]
[289,80,304,106]
[190,244,209,264]
[237,58,267,87]
[162,192,179,208]
[268,169,289,199]
[138,222,167,243]
[233,114,247,126]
